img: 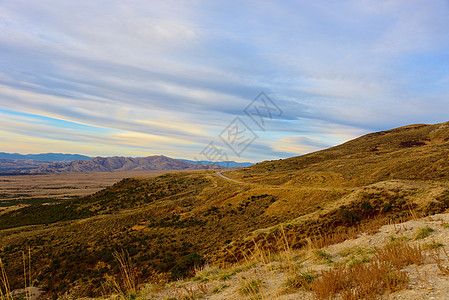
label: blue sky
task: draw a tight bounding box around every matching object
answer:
[1,0,449,162]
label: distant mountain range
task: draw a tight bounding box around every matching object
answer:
[0,152,254,168]
[0,158,47,174]
[0,153,254,174]
[0,152,92,162]
[181,160,253,168]
[0,155,223,174]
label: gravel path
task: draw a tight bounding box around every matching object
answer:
[215,171,246,184]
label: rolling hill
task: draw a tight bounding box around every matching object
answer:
[229,122,449,186]
[1,122,449,298]
[0,158,46,173]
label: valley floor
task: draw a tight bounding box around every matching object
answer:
[0,170,179,203]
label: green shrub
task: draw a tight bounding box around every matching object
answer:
[415,226,434,240]
[427,241,444,249]
[170,253,205,279]
[339,209,360,225]
[314,250,332,260]
[286,271,317,290]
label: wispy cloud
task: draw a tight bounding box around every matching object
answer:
[0,0,448,161]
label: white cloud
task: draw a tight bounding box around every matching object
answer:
[272,135,332,154]
[0,0,449,160]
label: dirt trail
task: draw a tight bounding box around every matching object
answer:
[215,171,246,184]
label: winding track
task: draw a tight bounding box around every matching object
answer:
[215,171,246,184]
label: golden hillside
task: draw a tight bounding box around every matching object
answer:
[230,122,449,186]
[1,122,449,298]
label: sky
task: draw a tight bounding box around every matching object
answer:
[1,0,449,163]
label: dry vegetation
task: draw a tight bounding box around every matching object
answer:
[127,213,449,300]
[228,122,449,186]
[2,122,449,298]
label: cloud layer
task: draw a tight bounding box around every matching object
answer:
[1,0,449,162]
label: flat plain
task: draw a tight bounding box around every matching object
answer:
[0,170,180,200]
[0,170,178,214]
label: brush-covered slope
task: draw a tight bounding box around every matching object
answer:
[2,122,449,298]
[1,171,322,296]
[230,122,449,186]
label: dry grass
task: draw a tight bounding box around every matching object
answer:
[106,250,138,299]
[3,122,449,299]
[0,249,32,300]
[230,122,449,187]
[239,279,262,295]
[180,282,208,299]
[21,248,31,300]
[243,224,420,299]
[310,240,426,299]
[427,241,444,249]
[0,257,12,300]
[375,242,424,268]
[312,261,408,300]
[112,211,449,300]
[430,246,449,275]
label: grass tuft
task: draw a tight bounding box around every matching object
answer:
[106,250,138,300]
[0,250,32,300]
[347,257,370,268]
[310,240,424,299]
[285,270,317,290]
[314,250,333,264]
[430,246,449,276]
[312,261,408,300]
[0,257,13,300]
[239,279,262,296]
[415,226,434,239]
[427,241,444,249]
[375,242,424,268]
[212,283,229,294]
